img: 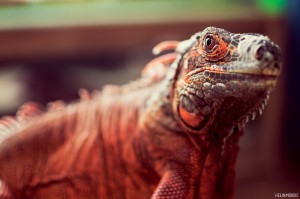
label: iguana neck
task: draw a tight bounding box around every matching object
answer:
[193,125,242,199]
[145,73,244,199]
[193,98,245,199]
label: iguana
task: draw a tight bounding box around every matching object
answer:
[0,27,282,199]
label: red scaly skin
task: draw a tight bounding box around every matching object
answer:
[0,27,282,199]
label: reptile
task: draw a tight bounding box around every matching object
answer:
[0,27,282,199]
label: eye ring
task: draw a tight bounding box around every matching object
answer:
[203,35,216,52]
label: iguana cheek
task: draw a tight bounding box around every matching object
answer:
[178,95,206,129]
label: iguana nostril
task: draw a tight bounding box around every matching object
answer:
[270,46,277,55]
[274,63,280,69]
[255,41,281,62]
[255,46,264,60]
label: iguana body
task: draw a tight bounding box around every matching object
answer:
[0,27,282,199]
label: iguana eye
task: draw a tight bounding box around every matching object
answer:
[198,34,228,61]
[203,35,215,52]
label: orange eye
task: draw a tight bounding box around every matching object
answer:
[203,35,215,52]
[198,34,228,61]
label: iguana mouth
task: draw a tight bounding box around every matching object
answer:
[225,66,280,77]
[207,70,279,80]
[187,67,279,81]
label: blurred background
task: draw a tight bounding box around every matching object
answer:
[0,0,298,198]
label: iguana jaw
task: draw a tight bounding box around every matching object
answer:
[224,66,280,77]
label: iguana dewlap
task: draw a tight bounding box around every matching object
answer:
[0,27,282,199]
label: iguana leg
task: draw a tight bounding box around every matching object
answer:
[0,180,13,199]
[151,170,191,199]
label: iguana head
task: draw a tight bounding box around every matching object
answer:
[172,27,282,134]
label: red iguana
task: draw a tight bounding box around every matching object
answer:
[0,27,282,199]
